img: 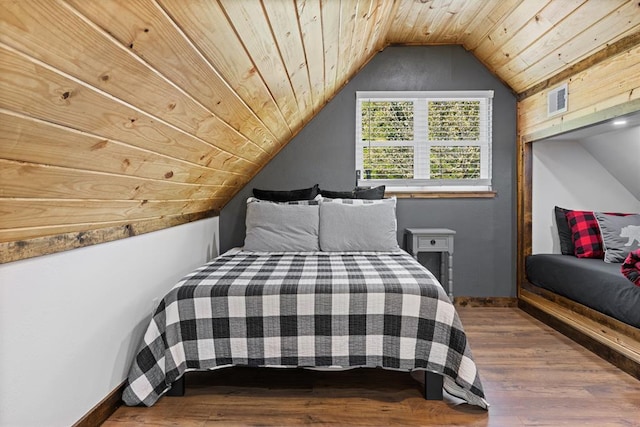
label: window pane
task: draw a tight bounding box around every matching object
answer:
[428,101,480,141]
[430,146,480,179]
[356,91,492,190]
[361,101,413,141]
[363,146,414,179]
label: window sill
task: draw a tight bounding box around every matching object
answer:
[386,191,497,199]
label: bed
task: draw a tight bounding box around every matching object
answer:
[526,254,640,328]
[121,194,488,409]
[525,207,640,328]
[519,205,640,378]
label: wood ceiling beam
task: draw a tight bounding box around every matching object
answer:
[517,30,640,101]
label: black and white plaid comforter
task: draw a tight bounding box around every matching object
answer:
[122,250,488,408]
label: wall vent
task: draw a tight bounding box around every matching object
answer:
[547,83,568,117]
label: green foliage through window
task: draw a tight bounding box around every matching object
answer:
[428,101,480,141]
[363,147,414,179]
[356,91,492,188]
[430,146,481,179]
[361,101,413,141]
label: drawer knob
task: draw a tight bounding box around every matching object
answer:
[430,239,436,245]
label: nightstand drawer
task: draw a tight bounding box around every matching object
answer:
[417,236,450,251]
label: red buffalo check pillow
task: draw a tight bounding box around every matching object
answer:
[622,249,640,286]
[565,210,629,258]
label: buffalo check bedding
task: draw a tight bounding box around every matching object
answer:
[122,250,488,409]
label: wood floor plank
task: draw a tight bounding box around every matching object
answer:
[103,307,640,426]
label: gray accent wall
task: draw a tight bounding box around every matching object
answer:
[220,45,517,297]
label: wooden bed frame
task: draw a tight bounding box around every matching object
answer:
[167,370,445,400]
[517,129,640,381]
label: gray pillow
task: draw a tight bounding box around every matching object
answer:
[244,199,319,251]
[594,212,640,263]
[319,197,399,252]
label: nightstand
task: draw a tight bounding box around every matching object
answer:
[405,228,456,301]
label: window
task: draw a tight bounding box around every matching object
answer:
[355,91,493,192]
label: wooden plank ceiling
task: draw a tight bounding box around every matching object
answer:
[1,0,639,249]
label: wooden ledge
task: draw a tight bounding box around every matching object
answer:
[388,191,497,199]
[519,285,640,380]
[1,209,219,264]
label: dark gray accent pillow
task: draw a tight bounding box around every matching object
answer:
[320,189,354,199]
[594,212,640,263]
[319,197,399,252]
[555,206,574,256]
[244,199,319,251]
[253,184,319,202]
[354,185,385,199]
[319,185,385,200]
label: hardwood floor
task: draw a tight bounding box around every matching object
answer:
[103,308,640,426]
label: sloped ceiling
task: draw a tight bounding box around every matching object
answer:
[580,122,640,201]
[1,0,640,251]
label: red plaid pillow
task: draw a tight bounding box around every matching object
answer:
[565,210,629,258]
[622,249,640,286]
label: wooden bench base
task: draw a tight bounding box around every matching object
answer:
[519,282,640,380]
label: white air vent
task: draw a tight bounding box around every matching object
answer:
[547,83,568,117]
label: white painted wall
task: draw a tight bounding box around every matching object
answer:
[532,141,640,253]
[0,217,219,427]
[581,125,640,200]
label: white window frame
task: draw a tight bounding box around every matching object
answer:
[355,90,494,192]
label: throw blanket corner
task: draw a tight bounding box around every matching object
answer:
[622,249,640,286]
